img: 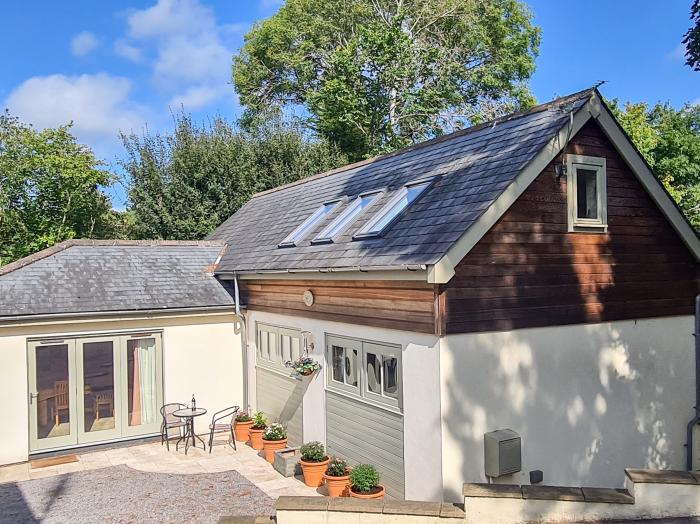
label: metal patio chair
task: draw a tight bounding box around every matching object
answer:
[207,405,239,453]
[160,402,187,451]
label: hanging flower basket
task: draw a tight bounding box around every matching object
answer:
[285,357,321,378]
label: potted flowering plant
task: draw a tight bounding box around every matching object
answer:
[298,441,330,487]
[349,464,384,499]
[248,411,267,450]
[285,356,321,377]
[233,411,253,442]
[324,457,351,497]
[261,423,288,463]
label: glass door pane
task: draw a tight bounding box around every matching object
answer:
[121,335,163,437]
[28,341,77,451]
[76,338,122,443]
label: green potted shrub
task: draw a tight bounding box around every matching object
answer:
[324,456,351,497]
[261,423,288,463]
[233,411,253,442]
[298,441,330,487]
[349,464,384,499]
[249,411,267,450]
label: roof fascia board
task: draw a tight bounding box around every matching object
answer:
[428,96,596,284]
[0,305,237,327]
[591,99,700,262]
[222,268,429,281]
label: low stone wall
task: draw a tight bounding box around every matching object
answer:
[463,468,700,524]
[275,496,465,524]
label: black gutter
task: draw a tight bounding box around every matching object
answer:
[686,294,700,470]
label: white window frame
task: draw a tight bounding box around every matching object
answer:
[353,178,433,239]
[279,200,341,247]
[325,334,402,412]
[567,154,607,232]
[312,191,383,244]
[256,322,302,374]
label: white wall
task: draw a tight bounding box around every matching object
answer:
[440,316,696,501]
[245,310,444,501]
[0,311,243,465]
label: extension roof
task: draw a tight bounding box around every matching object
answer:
[209,87,700,282]
[0,240,234,320]
[209,89,590,275]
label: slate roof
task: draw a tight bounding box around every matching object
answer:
[0,240,234,319]
[209,89,595,273]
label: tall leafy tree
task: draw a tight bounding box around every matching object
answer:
[121,113,347,240]
[233,0,540,160]
[610,100,700,228]
[684,0,700,70]
[0,112,115,265]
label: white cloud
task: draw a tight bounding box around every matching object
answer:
[120,0,239,109]
[71,31,99,56]
[168,85,228,110]
[668,43,686,61]
[3,74,148,157]
[114,39,143,62]
[260,0,283,10]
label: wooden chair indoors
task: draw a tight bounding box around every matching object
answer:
[51,380,69,427]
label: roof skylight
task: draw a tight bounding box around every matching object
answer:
[279,200,341,247]
[353,180,432,239]
[312,192,382,243]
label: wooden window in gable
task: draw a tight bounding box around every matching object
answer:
[567,154,607,231]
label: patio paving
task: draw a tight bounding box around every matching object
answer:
[0,436,318,523]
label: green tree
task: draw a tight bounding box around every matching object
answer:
[683,0,700,70]
[233,0,540,160]
[0,111,116,265]
[610,100,700,228]
[121,113,346,240]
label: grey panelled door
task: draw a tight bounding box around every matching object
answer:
[255,367,303,446]
[255,323,304,446]
[326,391,405,499]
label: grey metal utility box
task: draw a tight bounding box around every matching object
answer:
[484,429,521,477]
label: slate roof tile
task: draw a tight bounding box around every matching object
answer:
[207,90,594,273]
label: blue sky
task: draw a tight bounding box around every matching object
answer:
[1,0,698,208]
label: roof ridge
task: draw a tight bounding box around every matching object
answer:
[251,87,597,199]
[0,239,227,277]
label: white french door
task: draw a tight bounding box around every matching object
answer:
[28,333,163,453]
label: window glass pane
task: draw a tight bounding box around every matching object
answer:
[345,348,358,387]
[281,335,292,363]
[383,356,398,398]
[366,352,382,394]
[281,201,339,245]
[83,341,115,432]
[360,182,430,235]
[35,344,70,440]
[576,168,598,219]
[316,193,379,240]
[331,345,344,383]
[291,337,301,361]
[127,338,158,427]
[268,333,278,363]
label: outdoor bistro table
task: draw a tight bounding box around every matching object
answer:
[173,407,208,455]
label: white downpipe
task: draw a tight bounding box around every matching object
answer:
[233,274,249,410]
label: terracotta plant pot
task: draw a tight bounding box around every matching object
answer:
[249,427,266,450]
[233,420,253,442]
[300,457,330,487]
[324,473,351,497]
[262,438,288,463]
[349,485,385,500]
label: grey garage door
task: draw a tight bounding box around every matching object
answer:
[326,390,405,499]
[255,323,304,446]
[256,367,303,446]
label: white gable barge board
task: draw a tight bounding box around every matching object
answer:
[429,92,700,283]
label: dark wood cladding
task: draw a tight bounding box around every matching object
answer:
[239,279,437,334]
[442,120,700,334]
